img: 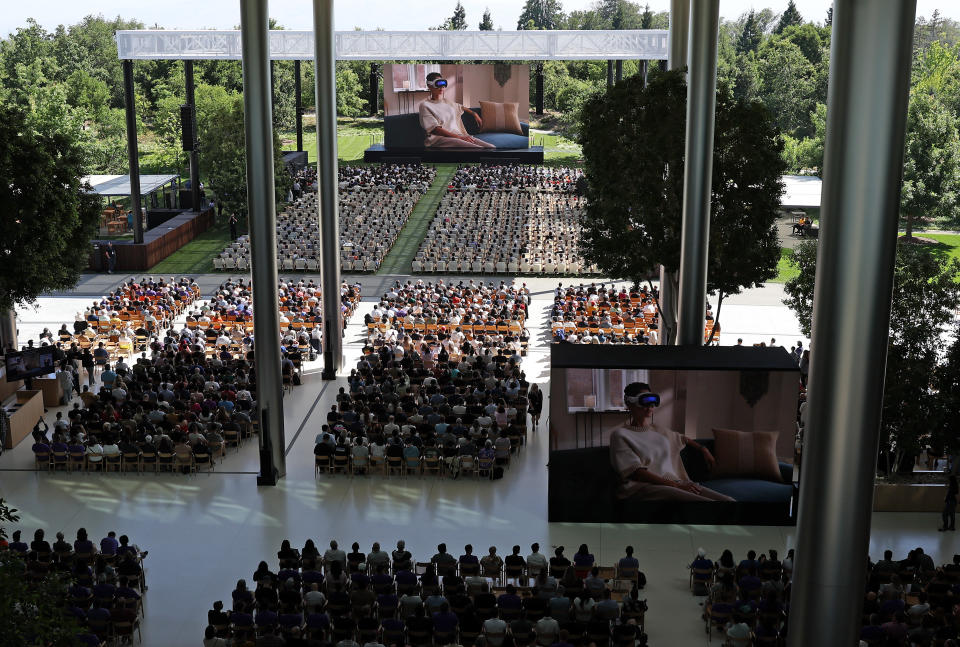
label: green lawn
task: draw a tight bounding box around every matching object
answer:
[773,247,799,284]
[281,119,383,164]
[148,219,235,274]
[913,234,960,265]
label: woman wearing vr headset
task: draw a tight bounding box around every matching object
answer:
[609,382,733,502]
[418,72,496,149]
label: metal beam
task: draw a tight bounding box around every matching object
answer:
[295,60,304,152]
[536,63,545,114]
[239,0,286,484]
[184,60,201,213]
[313,0,343,380]
[122,60,144,245]
[786,0,917,644]
[615,59,623,83]
[676,0,719,346]
[369,63,379,116]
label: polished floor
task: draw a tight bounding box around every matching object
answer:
[2,277,953,646]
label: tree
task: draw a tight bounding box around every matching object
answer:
[737,10,764,55]
[197,84,291,224]
[825,6,833,27]
[756,39,817,136]
[335,63,367,117]
[640,4,654,30]
[781,240,818,337]
[783,241,960,472]
[578,70,786,340]
[774,0,803,35]
[0,92,100,314]
[781,102,827,172]
[480,8,494,30]
[517,0,565,30]
[438,2,468,30]
[900,92,960,237]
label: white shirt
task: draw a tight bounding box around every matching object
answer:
[419,99,468,145]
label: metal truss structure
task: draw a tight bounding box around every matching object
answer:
[115,29,669,61]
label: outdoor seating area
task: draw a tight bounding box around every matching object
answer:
[413,166,597,274]
[215,163,435,273]
[549,282,718,345]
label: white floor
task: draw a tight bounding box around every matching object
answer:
[1,281,952,646]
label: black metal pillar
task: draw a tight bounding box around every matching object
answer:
[615,60,623,83]
[184,60,201,213]
[122,59,143,244]
[640,60,648,87]
[787,0,917,644]
[368,63,379,116]
[536,63,544,114]
[606,60,614,87]
[295,60,304,152]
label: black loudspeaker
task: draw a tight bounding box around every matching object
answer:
[180,104,195,151]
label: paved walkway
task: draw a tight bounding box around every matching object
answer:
[377,164,456,275]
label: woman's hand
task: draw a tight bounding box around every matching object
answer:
[676,480,702,494]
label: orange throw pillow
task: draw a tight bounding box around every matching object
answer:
[710,428,783,482]
[478,101,524,135]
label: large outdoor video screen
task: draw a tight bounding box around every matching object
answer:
[548,345,801,525]
[383,64,530,151]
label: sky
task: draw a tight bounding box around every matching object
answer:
[2,0,958,37]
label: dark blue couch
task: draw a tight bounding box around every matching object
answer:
[548,440,797,525]
[384,107,530,150]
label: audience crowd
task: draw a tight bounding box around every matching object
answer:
[415,166,594,274]
[203,539,646,647]
[1,526,147,647]
[549,282,719,345]
[447,165,583,192]
[217,164,436,273]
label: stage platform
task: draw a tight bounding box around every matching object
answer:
[88,207,215,272]
[363,145,544,164]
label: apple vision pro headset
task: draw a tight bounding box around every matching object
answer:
[427,77,448,89]
[624,393,661,407]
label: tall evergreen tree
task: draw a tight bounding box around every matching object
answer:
[480,8,494,30]
[825,5,833,27]
[774,1,803,35]
[640,4,654,29]
[450,2,468,30]
[517,0,565,30]
[737,11,764,55]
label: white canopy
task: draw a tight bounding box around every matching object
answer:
[781,175,822,209]
[82,174,179,197]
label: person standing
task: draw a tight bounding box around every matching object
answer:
[940,475,958,531]
[229,214,238,241]
[104,243,117,274]
[527,383,543,430]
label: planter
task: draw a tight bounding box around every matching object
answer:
[874,483,945,512]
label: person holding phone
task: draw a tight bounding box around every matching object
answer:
[609,382,733,502]
[418,72,495,149]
